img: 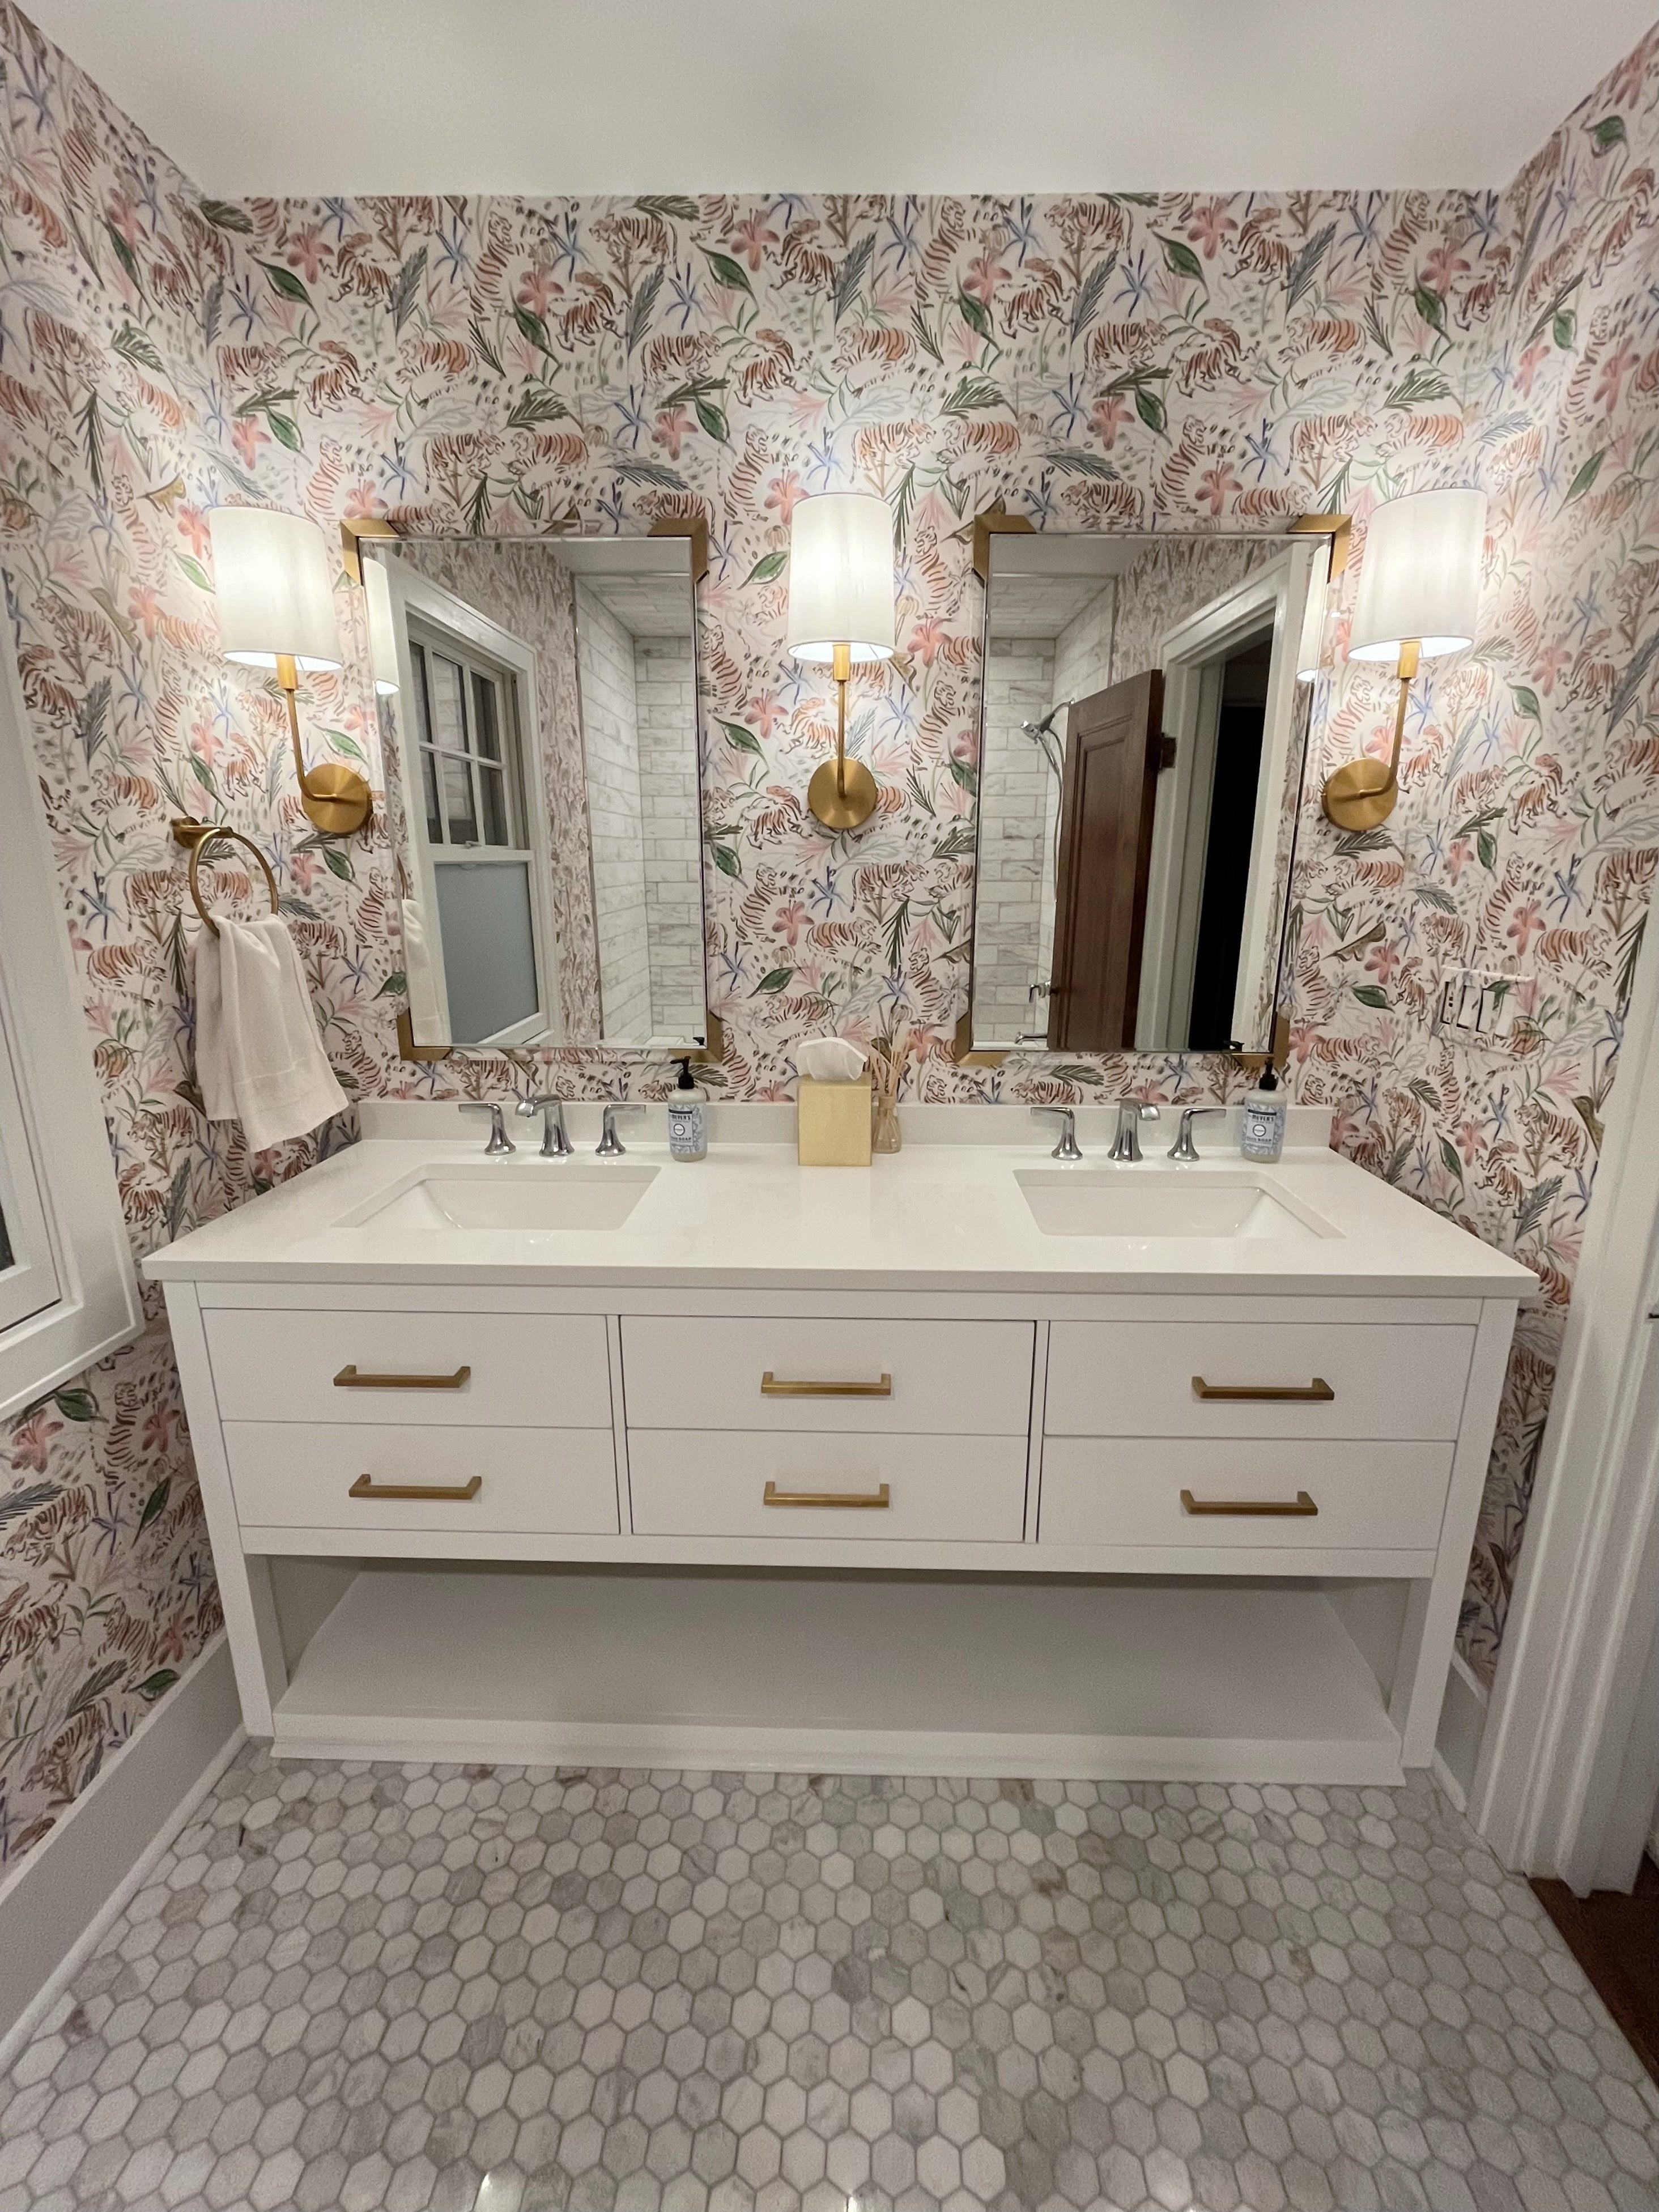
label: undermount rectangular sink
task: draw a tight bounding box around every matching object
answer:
[1015,1168,1335,1241]
[341,1163,658,1233]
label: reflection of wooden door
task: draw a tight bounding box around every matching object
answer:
[1048,671,1164,1051]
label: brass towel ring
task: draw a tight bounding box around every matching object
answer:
[174,820,280,939]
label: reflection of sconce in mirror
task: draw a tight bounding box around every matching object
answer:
[361,557,400,698]
[1321,488,1486,832]
[209,507,371,837]
[787,492,895,832]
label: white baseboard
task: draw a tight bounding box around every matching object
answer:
[0,1632,243,2071]
[1432,1648,1490,1814]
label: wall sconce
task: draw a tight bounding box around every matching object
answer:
[1321,487,1486,832]
[208,505,371,837]
[786,492,895,832]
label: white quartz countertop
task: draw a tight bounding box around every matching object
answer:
[143,1103,1537,1300]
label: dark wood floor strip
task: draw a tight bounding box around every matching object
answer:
[1532,1854,1659,2089]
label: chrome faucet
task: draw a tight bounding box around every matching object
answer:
[597,1103,645,1157]
[1167,1105,1227,1163]
[1105,1100,1159,1163]
[460,1102,516,1157]
[516,1094,573,1159]
[1032,1106,1083,1162]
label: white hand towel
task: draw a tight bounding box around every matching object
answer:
[194,915,347,1152]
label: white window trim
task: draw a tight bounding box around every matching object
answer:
[0,635,141,1422]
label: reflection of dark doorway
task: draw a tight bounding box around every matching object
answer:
[1186,634,1271,1050]
[1048,671,1164,1051]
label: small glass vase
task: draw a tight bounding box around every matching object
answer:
[871,1090,901,1154]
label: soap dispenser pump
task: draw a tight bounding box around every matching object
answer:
[667,1055,708,1162]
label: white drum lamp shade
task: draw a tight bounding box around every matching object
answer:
[786,493,895,665]
[363,558,401,696]
[1349,488,1486,662]
[209,507,342,671]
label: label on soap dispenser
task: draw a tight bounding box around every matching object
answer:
[1240,1096,1285,1162]
[668,1100,706,1160]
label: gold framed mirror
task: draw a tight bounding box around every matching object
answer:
[956,510,1347,1069]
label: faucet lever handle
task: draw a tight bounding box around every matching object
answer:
[460,1102,516,1156]
[1168,1105,1227,1163]
[1031,1106,1083,1163]
[597,1103,645,1157]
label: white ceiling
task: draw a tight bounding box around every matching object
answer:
[24,0,1657,195]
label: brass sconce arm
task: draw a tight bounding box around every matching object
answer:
[807,641,879,832]
[274,652,372,838]
[1321,639,1419,833]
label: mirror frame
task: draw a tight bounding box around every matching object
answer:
[355,516,717,1065]
[954,507,1350,1070]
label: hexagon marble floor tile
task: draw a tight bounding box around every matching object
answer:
[3,1748,1657,2212]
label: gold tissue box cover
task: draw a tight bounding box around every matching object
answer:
[797,1074,872,1167]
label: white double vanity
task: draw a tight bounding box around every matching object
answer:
[149,1101,1532,1786]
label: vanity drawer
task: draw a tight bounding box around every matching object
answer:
[224,1422,618,1535]
[622,1318,1033,1435]
[1039,1437,1453,1552]
[627,1430,1027,1542]
[1045,1321,1473,1441]
[205,1309,612,1428]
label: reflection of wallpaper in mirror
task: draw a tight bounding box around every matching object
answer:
[391,539,602,1038]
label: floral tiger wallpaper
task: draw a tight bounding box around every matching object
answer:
[0,0,1654,1860]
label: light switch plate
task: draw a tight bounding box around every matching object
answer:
[1437,968,1533,1043]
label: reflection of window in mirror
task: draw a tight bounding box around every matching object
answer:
[970,534,1317,1057]
[405,618,549,1049]
[375,538,708,1054]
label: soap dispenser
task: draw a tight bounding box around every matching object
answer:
[667,1056,708,1162]
[1240,1064,1286,1163]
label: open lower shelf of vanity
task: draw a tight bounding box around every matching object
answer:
[271,1566,1406,1785]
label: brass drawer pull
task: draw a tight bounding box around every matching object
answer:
[763,1481,891,1509]
[760,1372,892,1398]
[349,1473,482,1502]
[334,1364,472,1391]
[1191,1376,1334,1402]
[1180,1488,1318,1517]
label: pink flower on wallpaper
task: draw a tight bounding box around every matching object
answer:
[285,223,327,283]
[764,471,806,525]
[1183,202,1235,257]
[1505,900,1545,954]
[1364,941,1402,985]
[1090,394,1132,446]
[963,253,1010,306]
[653,406,692,458]
[730,212,780,270]
[5,1410,62,1474]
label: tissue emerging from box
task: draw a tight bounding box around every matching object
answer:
[796,1037,867,1083]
